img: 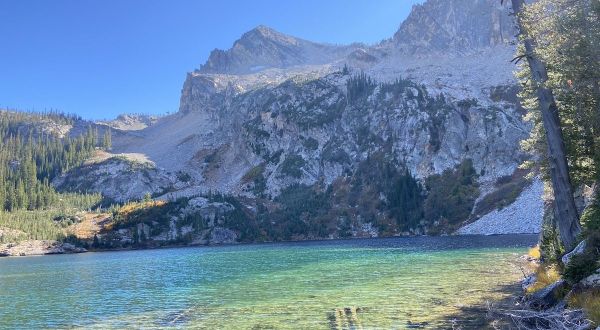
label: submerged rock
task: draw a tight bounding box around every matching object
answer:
[406,320,429,328]
[157,310,193,326]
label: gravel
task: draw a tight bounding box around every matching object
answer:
[457,178,544,235]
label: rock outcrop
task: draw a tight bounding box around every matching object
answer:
[562,240,587,266]
[0,240,87,257]
[98,114,159,131]
[53,155,180,202]
[58,0,541,240]
[579,268,600,288]
[392,0,516,54]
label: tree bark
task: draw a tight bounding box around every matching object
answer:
[511,0,581,250]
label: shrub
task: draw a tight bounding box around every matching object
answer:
[473,170,528,217]
[581,199,600,233]
[267,149,283,164]
[176,171,192,182]
[204,151,218,164]
[242,164,267,196]
[322,143,351,164]
[113,199,171,229]
[563,252,600,285]
[528,245,541,259]
[563,230,600,284]
[53,215,82,228]
[242,165,265,183]
[280,155,306,178]
[567,288,600,326]
[457,98,479,109]
[527,264,562,294]
[302,137,319,151]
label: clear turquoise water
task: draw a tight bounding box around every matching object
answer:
[0,235,536,329]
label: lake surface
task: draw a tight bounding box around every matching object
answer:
[0,235,536,329]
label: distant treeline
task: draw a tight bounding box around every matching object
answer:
[0,110,109,212]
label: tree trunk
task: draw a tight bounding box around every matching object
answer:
[511,0,582,250]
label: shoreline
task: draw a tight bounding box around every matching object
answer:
[0,233,539,258]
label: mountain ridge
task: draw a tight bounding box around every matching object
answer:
[46,0,541,245]
[198,25,360,75]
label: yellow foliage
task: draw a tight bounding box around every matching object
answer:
[527,264,561,294]
[528,245,541,259]
[568,289,600,326]
[118,200,165,216]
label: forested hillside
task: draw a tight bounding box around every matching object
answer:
[0,110,105,242]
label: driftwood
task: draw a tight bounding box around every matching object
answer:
[488,303,592,330]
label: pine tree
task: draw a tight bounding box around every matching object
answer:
[103,128,112,150]
[511,0,585,249]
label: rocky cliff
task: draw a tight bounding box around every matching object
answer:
[54,0,542,244]
[393,0,516,53]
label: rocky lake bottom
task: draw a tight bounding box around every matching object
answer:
[0,235,537,329]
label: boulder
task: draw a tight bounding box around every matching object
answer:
[580,268,600,288]
[60,243,87,254]
[527,280,568,310]
[522,274,537,291]
[562,240,587,266]
[42,241,87,254]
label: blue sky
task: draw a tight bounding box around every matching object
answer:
[0,0,424,120]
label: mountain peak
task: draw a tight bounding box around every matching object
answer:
[237,25,302,48]
[243,25,285,39]
[250,25,277,35]
[198,25,354,74]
